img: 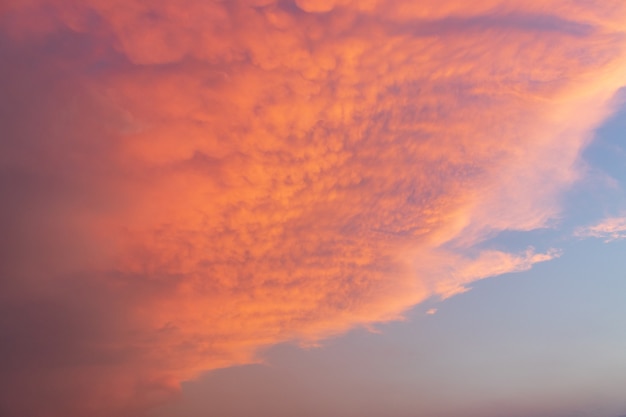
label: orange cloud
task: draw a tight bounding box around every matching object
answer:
[1,1,626,416]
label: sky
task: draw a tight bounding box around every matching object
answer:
[0,1,625,417]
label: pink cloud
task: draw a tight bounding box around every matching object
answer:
[1,1,625,416]
[576,216,626,242]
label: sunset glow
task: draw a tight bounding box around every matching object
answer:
[1,1,625,417]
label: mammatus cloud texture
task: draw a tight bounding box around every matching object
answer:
[1,1,625,416]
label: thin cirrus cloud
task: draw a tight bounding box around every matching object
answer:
[576,216,626,242]
[0,0,625,416]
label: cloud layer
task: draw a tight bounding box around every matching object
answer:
[1,1,625,416]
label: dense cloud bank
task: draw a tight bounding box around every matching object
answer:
[1,1,625,416]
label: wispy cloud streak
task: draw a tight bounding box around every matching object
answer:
[576,217,626,242]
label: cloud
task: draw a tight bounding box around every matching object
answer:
[576,216,626,242]
[1,0,626,416]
